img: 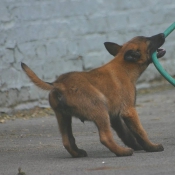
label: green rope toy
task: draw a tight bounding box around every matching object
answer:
[152,22,175,86]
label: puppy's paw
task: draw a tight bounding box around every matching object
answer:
[146,143,164,152]
[154,144,164,152]
[73,149,88,158]
[117,148,133,157]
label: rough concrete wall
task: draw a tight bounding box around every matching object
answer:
[0,0,175,112]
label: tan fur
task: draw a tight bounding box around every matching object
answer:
[21,63,53,90]
[21,33,165,158]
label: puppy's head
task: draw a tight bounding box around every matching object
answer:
[104,33,166,65]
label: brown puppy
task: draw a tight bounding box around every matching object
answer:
[21,33,166,158]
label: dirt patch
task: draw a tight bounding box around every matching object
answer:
[0,107,54,123]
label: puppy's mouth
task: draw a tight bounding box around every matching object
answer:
[156,48,166,58]
[149,48,166,64]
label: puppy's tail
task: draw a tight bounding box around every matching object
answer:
[21,62,53,90]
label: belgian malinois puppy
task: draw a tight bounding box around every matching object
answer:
[21,33,166,158]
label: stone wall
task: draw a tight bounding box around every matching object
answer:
[0,0,175,112]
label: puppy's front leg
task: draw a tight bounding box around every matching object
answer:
[94,113,133,156]
[122,107,164,152]
[110,116,142,150]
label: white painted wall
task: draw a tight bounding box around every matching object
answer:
[0,0,175,111]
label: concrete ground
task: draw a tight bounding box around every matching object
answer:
[0,86,175,175]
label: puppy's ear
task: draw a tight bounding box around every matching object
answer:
[124,50,141,62]
[104,42,122,56]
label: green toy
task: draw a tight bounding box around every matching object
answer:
[152,22,175,86]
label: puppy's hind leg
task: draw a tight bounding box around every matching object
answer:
[49,90,87,158]
[110,116,142,150]
[55,111,87,158]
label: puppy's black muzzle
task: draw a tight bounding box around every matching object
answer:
[148,33,166,58]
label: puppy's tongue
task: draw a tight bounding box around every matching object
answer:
[157,48,166,58]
